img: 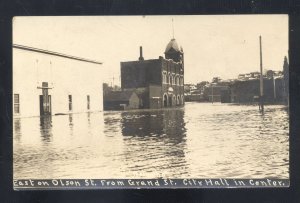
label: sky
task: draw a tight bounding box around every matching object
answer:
[13,15,288,85]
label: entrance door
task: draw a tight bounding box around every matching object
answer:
[163,94,168,107]
[40,94,52,116]
[38,82,52,116]
[169,95,172,106]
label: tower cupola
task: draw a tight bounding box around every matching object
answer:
[164,38,183,63]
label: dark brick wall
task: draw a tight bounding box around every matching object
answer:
[149,85,162,108]
[104,100,129,110]
[161,58,183,74]
[121,59,162,89]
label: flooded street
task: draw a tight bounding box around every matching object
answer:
[13,103,289,179]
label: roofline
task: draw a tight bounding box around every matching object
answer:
[13,44,103,65]
[121,58,161,63]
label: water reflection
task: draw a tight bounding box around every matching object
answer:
[120,109,188,178]
[40,115,52,143]
[121,110,164,137]
[14,118,21,142]
[13,103,289,179]
[68,114,74,136]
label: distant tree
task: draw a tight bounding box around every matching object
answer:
[196,81,209,90]
[113,85,121,91]
[184,85,191,95]
[265,70,274,79]
[212,77,221,83]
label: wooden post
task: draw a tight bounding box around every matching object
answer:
[211,84,214,104]
[273,76,276,100]
[259,36,264,114]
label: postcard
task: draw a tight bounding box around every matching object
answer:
[13,15,289,189]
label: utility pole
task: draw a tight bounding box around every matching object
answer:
[211,84,214,104]
[259,36,264,114]
[273,75,276,100]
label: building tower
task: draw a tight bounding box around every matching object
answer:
[164,39,184,72]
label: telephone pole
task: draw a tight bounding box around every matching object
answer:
[259,36,264,114]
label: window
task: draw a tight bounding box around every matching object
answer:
[166,73,169,84]
[87,95,90,110]
[162,72,167,84]
[14,94,20,114]
[68,95,72,111]
[180,76,184,86]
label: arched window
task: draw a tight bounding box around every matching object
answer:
[169,74,172,85]
[177,95,180,105]
[163,93,168,107]
[172,75,175,85]
[162,72,167,84]
[172,95,176,106]
[181,95,184,104]
[166,72,169,84]
[166,73,168,84]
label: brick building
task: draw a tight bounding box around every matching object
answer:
[120,38,184,109]
[103,90,139,110]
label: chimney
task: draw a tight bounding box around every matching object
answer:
[139,46,144,61]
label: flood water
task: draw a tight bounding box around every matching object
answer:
[13,103,289,179]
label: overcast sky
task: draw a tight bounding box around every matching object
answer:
[13,15,288,85]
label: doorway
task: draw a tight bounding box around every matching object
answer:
[40,95,51,116]
[39,84,52,116]
[163,94,168,107]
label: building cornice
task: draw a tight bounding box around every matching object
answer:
[13,44,103,65]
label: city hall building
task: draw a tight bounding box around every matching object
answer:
[120,38,184,109]
[13,44,103,118]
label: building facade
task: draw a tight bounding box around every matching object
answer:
[13,44,103,118]
[121,39,184,109]
[229,78,285,103]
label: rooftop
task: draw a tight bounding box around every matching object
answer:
[104,90,136,102]
[165,38,182,53]
[13,44,103,65]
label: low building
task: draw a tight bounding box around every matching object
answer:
[203,85,230,103]
[185,94,204,102]
[230,78,285,103]
[103,90,139,110]
[13,44,103,117]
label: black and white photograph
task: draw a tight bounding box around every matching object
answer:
[12,15,289,189]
